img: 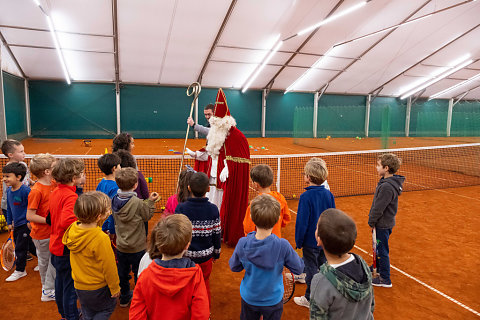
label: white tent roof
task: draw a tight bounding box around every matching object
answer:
[1,0,480,99]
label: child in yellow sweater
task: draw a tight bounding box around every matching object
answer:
[63,191,120,319]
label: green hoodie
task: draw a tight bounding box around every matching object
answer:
[310,253,375,320]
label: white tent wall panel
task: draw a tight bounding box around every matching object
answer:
[0,0,47,29]
[63,51,114,81]
[245,65,285,91]
[48,0,113,35]
[11,46,62,79]
[158,0,231,85]
[117,0,177,83]
[57,33,114,52]
[0,43,22,77]
[0,28,54,48]
[211,47,292,66]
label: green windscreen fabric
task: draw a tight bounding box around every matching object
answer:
[29,81,116,138]
[3,72,27,140]
[451,101,480,137]
[293,107,314,138]
[369,97,406,137]
[317,105,365,137]
[266,91,314,137]
[410,100,448,137]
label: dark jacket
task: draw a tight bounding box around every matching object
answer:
[368,175,405,228]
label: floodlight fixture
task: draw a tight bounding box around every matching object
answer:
[46,15,71,84]
[429,72,480,100]
[241,36,282,93]
[399,58,473,100]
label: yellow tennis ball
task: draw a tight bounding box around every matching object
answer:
[292,194,296,198]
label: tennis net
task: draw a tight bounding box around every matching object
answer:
[1,143,478,211]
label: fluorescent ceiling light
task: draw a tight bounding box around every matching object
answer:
[285,47,334,94]
[46,15,71,84]
[33,0,41,6]
[400,59,473,100]
[241,39,283,93]
[429,72,480,100]
[297,1,367,36]
[397,54,471,97]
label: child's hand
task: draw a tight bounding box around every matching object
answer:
[27,222,32,230]
[149,192,160,202]
[111,291,120,298]
[7,224,12,231]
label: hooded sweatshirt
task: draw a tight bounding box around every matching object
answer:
[310,253,374,320]
[62,222,120,295]
[129,257,210,320]
[112,191,155,253]
[229,232,304,306]
[368,175,405,229]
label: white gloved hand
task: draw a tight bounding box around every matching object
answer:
[219,159,229,182]
[185,148,196,158]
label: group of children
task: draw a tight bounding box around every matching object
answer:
[1,135,404,320]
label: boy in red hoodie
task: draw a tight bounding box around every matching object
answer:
[130,214,209,320]
[49,158,85,320]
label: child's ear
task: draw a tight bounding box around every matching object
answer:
[316,235,322,247]
[187,185,192,192]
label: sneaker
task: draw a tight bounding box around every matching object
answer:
[119,290,133,307]
[293,296,310,308]
[285,272,306,284]
[41,289,56,302]
[6,270,27,282]
[372,276,392,287]
[34,265,40,271]
[26,253,33,261]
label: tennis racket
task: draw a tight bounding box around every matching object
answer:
[1,231,16,271]
[371,227,378,277]
[282,267,295,303]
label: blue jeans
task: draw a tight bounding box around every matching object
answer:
[76,286,117,320]
[51,254,79,320]
[303,246,326,301]
[376,228,392,281]
[117,250,145,298]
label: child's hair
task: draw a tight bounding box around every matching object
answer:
[378,153,401,174]
[250,164,274,188]
[304,157,328,185]
[52,158,84,184]
[148,214,192,259]
[74,191,110,224]
[189,172,209,197]
[29,153,56,178]
[177,169,194,202]
[112,132,133,152]
[114,149,136,169]
[115,167,138,190]
[2,162,27,181]
[1,139,21,157]
[97,153,121,175]
[317,208,357,257]
[250,193,280,230]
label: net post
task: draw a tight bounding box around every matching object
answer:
[276,157,281,192]
[405,97,412,137]
[365,94,371,137]
[313,92,318,138]
[447,98,453,137]
[262,89,267,138]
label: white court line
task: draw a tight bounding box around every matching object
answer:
[287,208,480,317]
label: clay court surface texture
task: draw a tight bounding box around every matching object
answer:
[1,137,479,320]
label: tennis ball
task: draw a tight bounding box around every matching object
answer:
[161,206,165,210]
[292,194,296,198]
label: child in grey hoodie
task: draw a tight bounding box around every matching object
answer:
[112,167,159,307]
[310,208,374,320]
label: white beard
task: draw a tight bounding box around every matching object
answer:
[206,115,236,158]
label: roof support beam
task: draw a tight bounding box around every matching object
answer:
[0,30,26,78]
[369,23,480,95]
[316,0,432,92]
[112,0,121,134]
[454,83,480,102]
[8,43,114,55]
[197,0,237,84]
[263,0,345,90]
[0,24,113,38]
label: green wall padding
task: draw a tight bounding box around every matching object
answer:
[293,107,314,138]
[266,91,314,137]
[451,101,480,137]
[317,105,365,137]
[3,72,27,140]
[369,97,406,137]
[29,81,116,138]
[410,100,448,137]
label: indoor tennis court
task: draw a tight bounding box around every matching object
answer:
[1,1,480,320]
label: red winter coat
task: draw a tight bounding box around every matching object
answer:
[129,261,209,320]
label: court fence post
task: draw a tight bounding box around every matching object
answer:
[365,94,371,137]
[313,92,318,138]
[276,157,281,192]
[262,89,266,138]
[446,98,453,137]
[405,97,412,137]
[25,79,31,136]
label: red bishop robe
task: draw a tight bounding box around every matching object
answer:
[194,127,250,246]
